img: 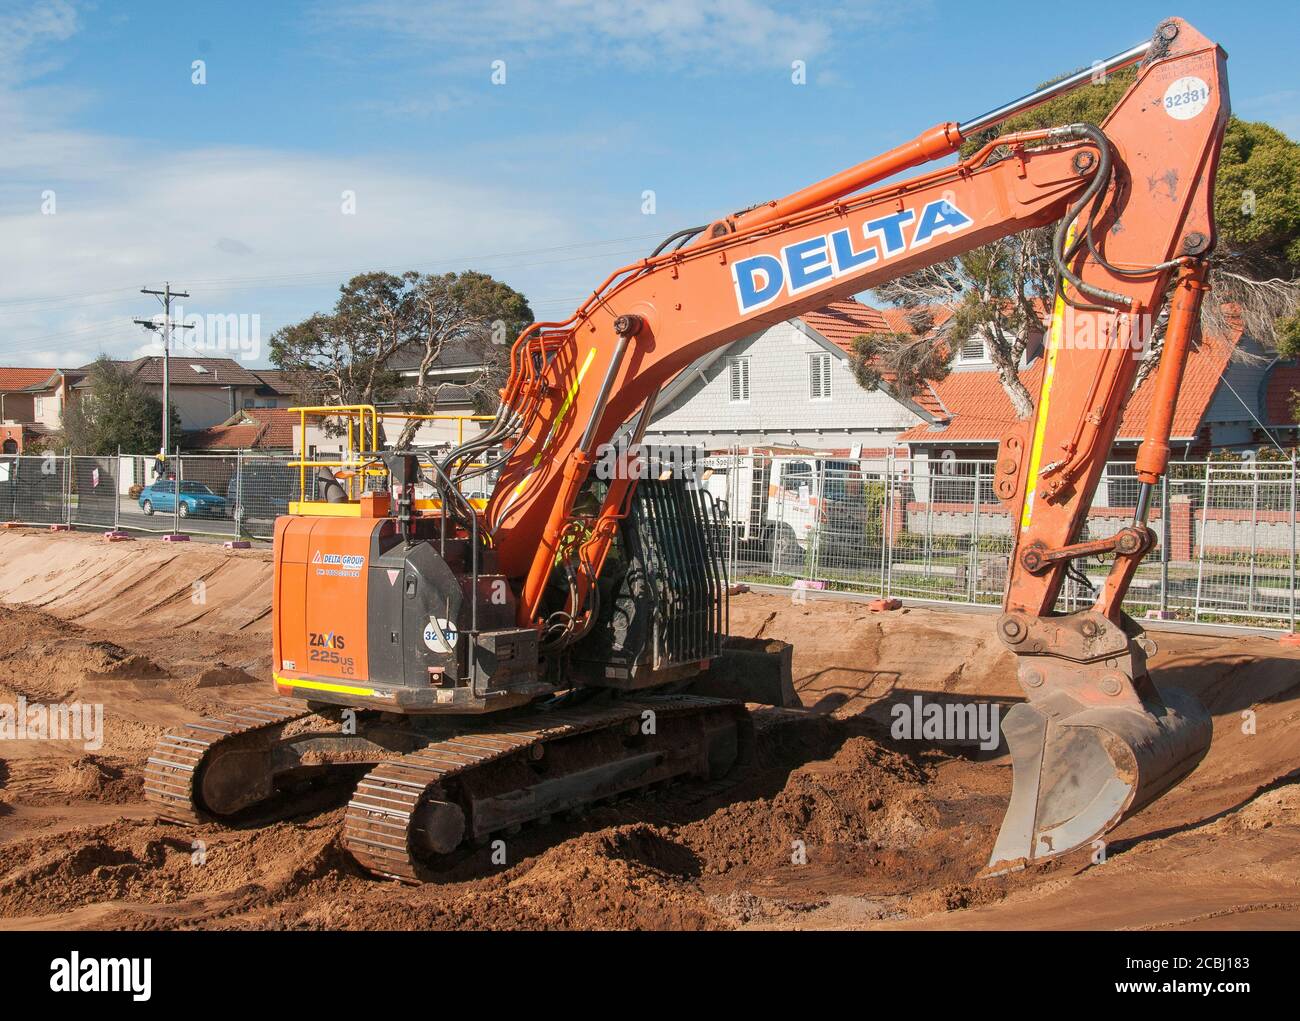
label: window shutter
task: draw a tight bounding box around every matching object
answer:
[810,354,831,399]
[729,357,749,402]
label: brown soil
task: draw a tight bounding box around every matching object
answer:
[1,528,1298,930]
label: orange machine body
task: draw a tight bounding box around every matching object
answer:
[273,515,376,695]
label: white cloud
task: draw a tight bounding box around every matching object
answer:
[0,1,584,366]
[318,0,846,71]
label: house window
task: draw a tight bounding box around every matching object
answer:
[809,353,832,400]
[728,356,750,403]
[958,337,987,362]
[34,396,43,417]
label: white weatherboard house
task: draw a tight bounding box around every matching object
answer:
[643,298,950,457]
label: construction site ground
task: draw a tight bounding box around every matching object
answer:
[0,529,1296,931]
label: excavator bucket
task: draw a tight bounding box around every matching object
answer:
[986,686,1210,873]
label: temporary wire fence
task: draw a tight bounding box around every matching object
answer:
[0,450,1294,631]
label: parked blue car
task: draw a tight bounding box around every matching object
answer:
[138,480,228,519]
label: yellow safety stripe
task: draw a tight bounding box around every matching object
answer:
[511,345,599,500]
[1021,229,1074,529]
[273,674,390,698]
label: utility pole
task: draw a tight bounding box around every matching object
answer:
[135,283,193,459]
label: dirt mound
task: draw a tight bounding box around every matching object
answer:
[196,665,260,688]
[432,826,720,931]
[0,530,273,635]
[3,532,1300,930]
[681,736,934,874]
[0,815,345,922]
[0,756,141,806]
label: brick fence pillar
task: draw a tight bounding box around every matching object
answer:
[885,491,906,541]
[1167,494,1193,561]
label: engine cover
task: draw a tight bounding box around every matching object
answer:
[271,514,550,714]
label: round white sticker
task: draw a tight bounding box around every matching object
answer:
[1163,76,1210,120]
[422,617,458,654]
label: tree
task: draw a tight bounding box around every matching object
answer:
[394,271,533,447]
[61,357,181,455]
[269,270,532,447]
[269,271,421,412]
[850,67,1300,419]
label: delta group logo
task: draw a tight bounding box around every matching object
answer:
[731,198,973,315]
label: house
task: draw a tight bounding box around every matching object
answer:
[185,407,297,453]
[22,368,84,433]
[896,313,1267,507]
[899,316,1256,458]
[246,369,307,410]
[1262,360,1300,445]
[643,298,963,456]
[0,367,57,453]
[24,356,269,434]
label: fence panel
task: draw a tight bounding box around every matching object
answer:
[0,454,67,525]
[1,449,1294,632]
[1190,460,1296,628]
[231,454,303,540]
[71,456,118,529]
[175,455,240,538]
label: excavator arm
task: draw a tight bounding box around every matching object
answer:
[456,17,1228,871]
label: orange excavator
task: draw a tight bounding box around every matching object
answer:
[146,17,1227,880]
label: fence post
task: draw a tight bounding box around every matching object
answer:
[1291,451,1297,634]
[64,448,72,526]
[885,453,896,599]
[969,461,981,603]
[809,459,823,583]
[1160,473,1169,616]
[173,453,182,536]
[235,450,244,538]
[1193,462,1211,624]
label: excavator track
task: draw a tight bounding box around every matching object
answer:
[143,699,313,824]
[343,694,750,883]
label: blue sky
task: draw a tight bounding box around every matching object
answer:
[2,0,1297,368]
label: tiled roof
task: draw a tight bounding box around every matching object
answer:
[898,327,1242,445]
[243,407,297,448]
[21,369,79,392]
[798,298,947,419]
[0,367,55,391]
[186,408,297,450]
[389,338,488,372]
[252,368,310,395]
[800,299,892,345]
[1264,362,1300,426]
[187,423,263,450]
[897,361,1046,443]
[76,356,266,387]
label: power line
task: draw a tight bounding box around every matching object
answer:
[135,283,193,457]
[0,231,666,316]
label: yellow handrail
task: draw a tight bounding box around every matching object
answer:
[289,405,492,502]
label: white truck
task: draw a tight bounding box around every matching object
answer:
[701,449,874,571]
